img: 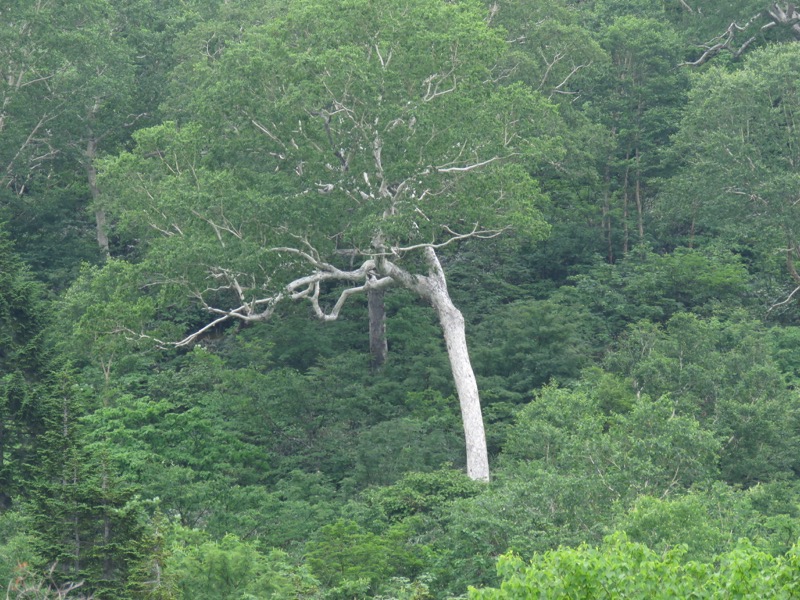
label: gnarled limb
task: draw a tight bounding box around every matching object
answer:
[681,3,800,67]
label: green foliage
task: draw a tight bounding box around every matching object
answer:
[606,313,800,485]
[363,468,484,523]
[581,14,688,257]
[163,531,319,600]
[664,43,800,301]
[425,380,721,593]
[616,482,800,562]
[306,519,424,595]
[0,226,47,505]
[569,246,752,336]
[0,0,182,284]
[488,0,607,101]
[470,533,800,599]
[9,2,800,599]
[25,367,151,598]
[54,260,170,390]
[474,298,601,397]
[0,511,42,592]
[504,383,720,496]
[97,0,559,357]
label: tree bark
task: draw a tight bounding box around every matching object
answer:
[623,149,631,255]
[635,148,644,242]
[603,158,614,263]
[85,137,110,256]
[368,288,388,369]
[379,247,490,481]
[431,284,490,482]
[0,418,6,509]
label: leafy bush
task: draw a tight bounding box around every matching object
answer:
[470,533,800,599]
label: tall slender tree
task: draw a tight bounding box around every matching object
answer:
[102,0,562,481]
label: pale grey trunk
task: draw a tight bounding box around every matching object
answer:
[0,419,7,509]
[379,247,490,481]
[368,288,388,369]
[86,137,110,256]
[430,283,490,482]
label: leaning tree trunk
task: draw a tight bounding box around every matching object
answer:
[430,283,490,482]
[380,247,490,481]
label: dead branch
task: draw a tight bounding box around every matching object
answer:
[304,275,394,321]
[390,223,508,254]
[191,209,243,246]
[767,284,800,313]
[435,155,501,173]
[681,3,800,67]
[171,251,393,345]
[550,62,591,98]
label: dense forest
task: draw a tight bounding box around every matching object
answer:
[3,0,800,597]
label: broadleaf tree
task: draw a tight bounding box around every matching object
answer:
[101,0,563,481]
[664,43,800,309]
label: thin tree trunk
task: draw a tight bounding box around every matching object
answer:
[623,149,631,255]
[432,288,490,482]
[73,463,81,574]
[603,161,613,263]
[786,240,800,285]
[635,149,644,242]
[86,137,110,256]
[0,418,6,509]
[368,288,388,370]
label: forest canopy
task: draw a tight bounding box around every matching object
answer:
[2,0,800,598]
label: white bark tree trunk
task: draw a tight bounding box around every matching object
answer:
[431,283,490,482]
[379,247,490,481]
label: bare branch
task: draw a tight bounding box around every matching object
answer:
[487,2,499,25]
[272,245,332,270]
[284,258,378,292]
[15,72,57,90]
[767,285,800,313]
[3,112,55,183]
[681,4,800,67]
[391,223,508,254]
[251,118,287,150]
[123,112,149,128]
[732,34,760,58]
[435,155,501,173]
[537,49,564,92]
[374,44,393,69]
[176,312,248,346]
[191,209,243,246]
[550,62,591,98]
[306,275,394,321]
[422,60,459,102]
[170,250,391,345]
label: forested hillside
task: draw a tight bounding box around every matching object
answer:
[3,0,800,597]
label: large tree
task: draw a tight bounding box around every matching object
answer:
[102,0,561,481]
[664,43,800,309]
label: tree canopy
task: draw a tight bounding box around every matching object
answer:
[4,0,800,598]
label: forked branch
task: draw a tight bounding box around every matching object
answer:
[390,223,507,255]
[170,250,394,346]
[681,3,800,67]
